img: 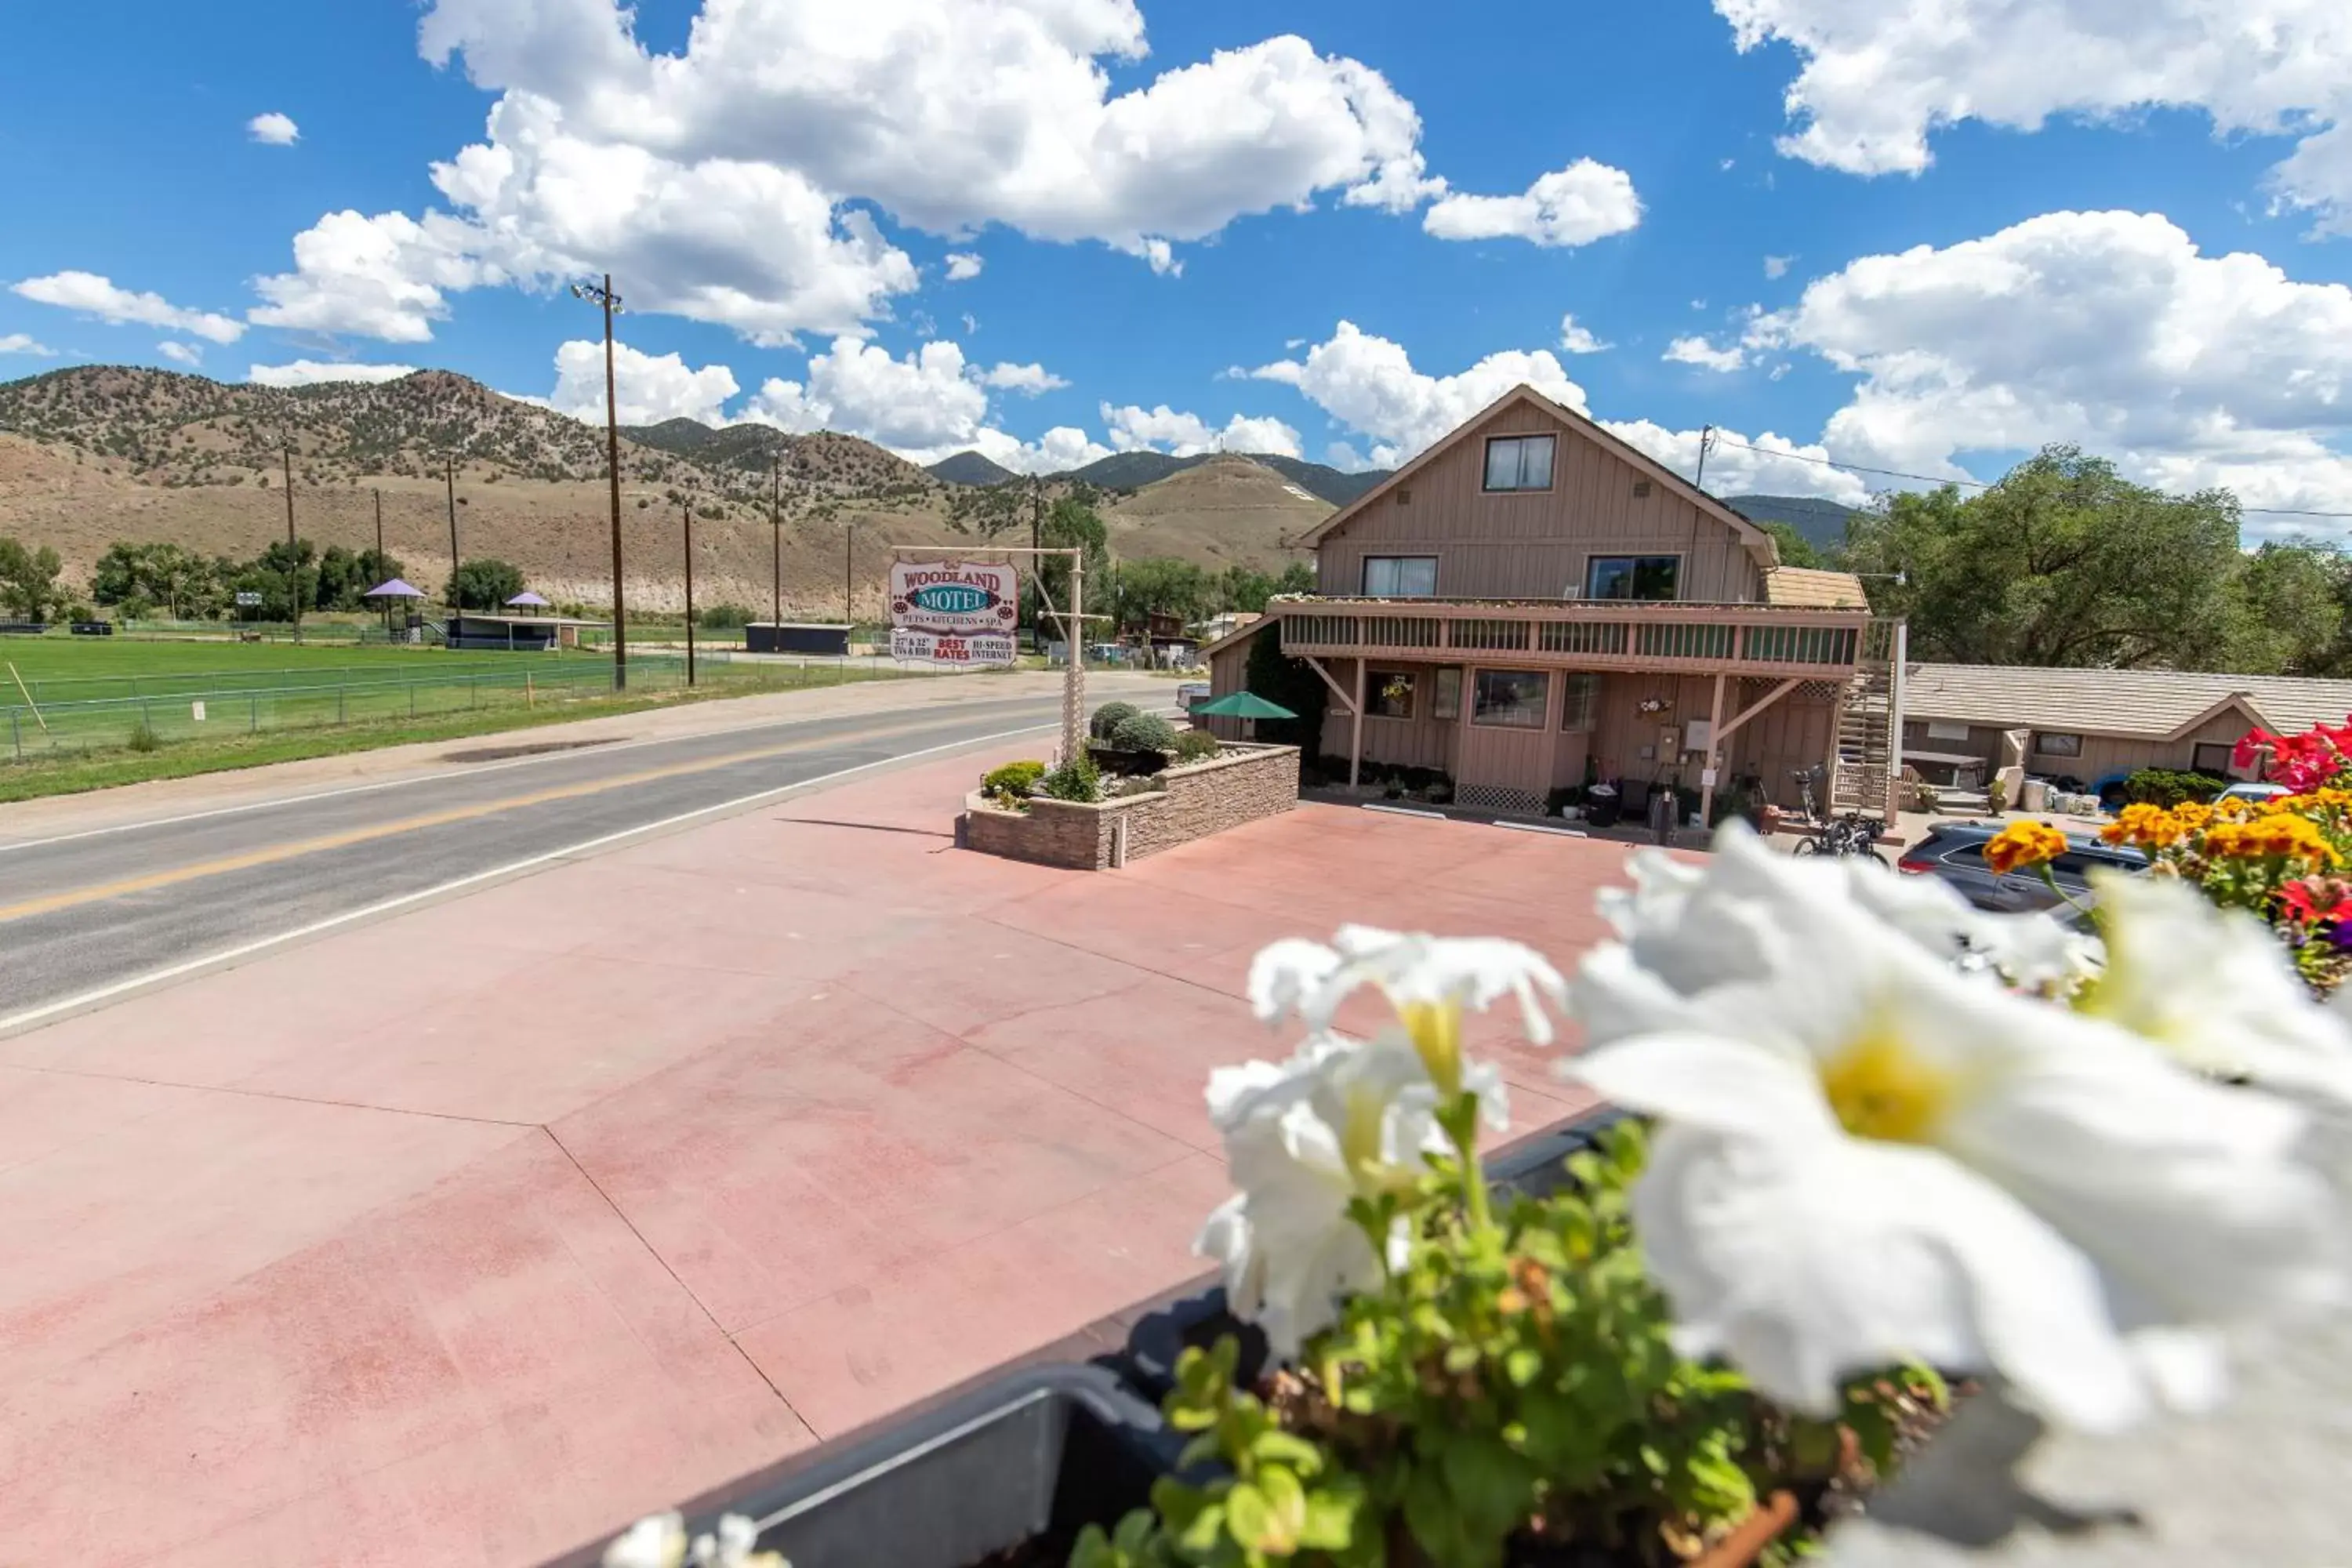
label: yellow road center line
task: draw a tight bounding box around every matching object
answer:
[0,713,951,925]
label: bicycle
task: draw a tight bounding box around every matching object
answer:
[1795,810,1893,864]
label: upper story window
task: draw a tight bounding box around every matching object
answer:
[1483,434,1555,492]
[1585,554,1680,601]
[1362,556,1438,597]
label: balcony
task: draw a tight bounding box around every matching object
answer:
[1267,596,1877,678]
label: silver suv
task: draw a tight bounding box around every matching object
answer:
[1894,822,2148,916]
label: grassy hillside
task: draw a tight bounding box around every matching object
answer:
[1726,493,1863,553]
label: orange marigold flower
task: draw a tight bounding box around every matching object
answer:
[1986,820,2068,875]
[2168,800,2214,830]
[2259,793,2314,815]
[2102,804,2184,849]
[2206,815,2339,866]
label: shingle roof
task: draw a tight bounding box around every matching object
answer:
[1762,568,1869,608]
[1906,663,2352,740]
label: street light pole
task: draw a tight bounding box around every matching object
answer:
[682,494,697,688]
[571,274,629,691]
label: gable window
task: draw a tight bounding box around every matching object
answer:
[1369,669,1417,720]
[1362,556,1438,597]
[1472,669,1549,729]
[1483,434,1555,492]
[2034,732,2084,758]
[1560,673,1600,732]
[1585,555,1680,601]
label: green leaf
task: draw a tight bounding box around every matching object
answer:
[1225,1483,1273,1552]
[1504,1346,1543,1388]
[1258,1465,1308,1553]
[1250,1429,1324,1475]
[1172,1497,1228,1556]
[1298,1479,1366,1552]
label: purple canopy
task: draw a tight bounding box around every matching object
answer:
[365,579,425,599]
[506,591,551,608]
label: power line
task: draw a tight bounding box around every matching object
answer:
[1706,433,2352,521]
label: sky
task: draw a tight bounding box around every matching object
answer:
[2,0,2350,535]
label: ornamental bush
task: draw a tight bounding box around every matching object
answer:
[2123,768,2227,808]
[1108,711,1179,753]
[979,759,1046,808]
[1173,729,1221,762]
[1089,700,1142,741]
[1040,750,1102,803]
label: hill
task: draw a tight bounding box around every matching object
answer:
[927,451,1018,487]
[1726,493,1862,554]
[1098,454,1331,565]
[1065,449,1388,507]
[0,365,1311,615]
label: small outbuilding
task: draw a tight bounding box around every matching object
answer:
[444,612,607,652]
[746,622,853,656]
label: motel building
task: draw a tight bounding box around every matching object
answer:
[1200,387,1906,825]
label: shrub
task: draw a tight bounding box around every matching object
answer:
[1174,729,1221,762]
[2124,768,2227,808]
[697,602,754,630]
[1088,700,1141,740]
[1108,711,1178,753]
[1040,750,1102,803]
[980,760,1046,808]
[125,722,161,753]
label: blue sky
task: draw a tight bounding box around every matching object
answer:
[3,0,2350,528]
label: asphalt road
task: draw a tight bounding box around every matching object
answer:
[0,685,1118,1024]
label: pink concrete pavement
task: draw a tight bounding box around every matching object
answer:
[0,749,1636,1567]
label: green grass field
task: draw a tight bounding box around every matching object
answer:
[0,635,608,705]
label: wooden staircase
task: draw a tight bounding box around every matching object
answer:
[1830,621,1903,820]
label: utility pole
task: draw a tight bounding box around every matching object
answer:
[1693,424,1716,491]
[571,274,629,690]
[682,494,697,688]
[1028,474,1043,644]
[844,521,855,629]
[770,451,782,633]
[373,488,384,566]
[445,454,460,588]
[282,441,299,643]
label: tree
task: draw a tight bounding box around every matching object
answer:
[2223,541,2348,675]
[0,536,67,622]
[1112,557,1212,630]
[1243,619,1328,753]
[946,479,1031,540]
[230,539,319,621]
[1842,446,2246,669]
[447,557,525,610]
[1759,521,1828,571]
[1214,561,1315,614]
[1036,497,1109,640]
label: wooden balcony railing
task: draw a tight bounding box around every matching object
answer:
[1269,597,1874,677]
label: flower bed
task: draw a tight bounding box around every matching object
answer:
[964,743,1299,871]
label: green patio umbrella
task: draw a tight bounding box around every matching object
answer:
[1189,688,1296,740]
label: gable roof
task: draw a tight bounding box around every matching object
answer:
[1762,568,1869,608]
[1905,662,2352,742]
[1299,384,1781,565]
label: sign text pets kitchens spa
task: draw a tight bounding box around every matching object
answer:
[888,560,1018,666]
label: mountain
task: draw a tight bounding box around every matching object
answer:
[1726,493,1862,554]
[927,451,1018,486]
[0,365,1308,615]
[1099,454,1331,564]
[1064,449,1389,507]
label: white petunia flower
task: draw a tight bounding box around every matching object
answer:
[604,1513,688,1568]
[2082,872,2352,1108]
[1197,1033,1505,1357]
[1567,829,2345,1432]
[1247,927,1566,1095]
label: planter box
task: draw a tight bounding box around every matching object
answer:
[964,743,1300,871]
[542,1364,1177,1568]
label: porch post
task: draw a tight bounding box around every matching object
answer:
[1700,671,1726,825]
[1350,658,1366,789]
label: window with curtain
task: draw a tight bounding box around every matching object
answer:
[1362,556,1439,597]
[1472,669,1548,728]
[1482,435,1555,492]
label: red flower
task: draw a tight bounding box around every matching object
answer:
[2279,877,2352,926]
[2237,718,2352,793]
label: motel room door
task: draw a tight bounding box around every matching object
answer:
[1451,666,1559,816]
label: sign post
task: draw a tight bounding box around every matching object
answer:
[891,546,1098,765]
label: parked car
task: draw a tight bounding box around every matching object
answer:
[1894,821,2147,916]
[1174,681,1210,712]
[2213,780,2291,807]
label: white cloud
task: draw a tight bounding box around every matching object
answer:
[1558,314,1610,354]
[1715,0,2352,231]
[249,210,502,343]
[1764,254,1793,279]
[981,361,1068,394]
[1421,159,1642,247]
[247,360,422,387]
[1246,320,1591,466]
[943,252,984,282]
[156,341,203,366]
[12,270,245,343]
[248,112,300,146]
[549,339,741,425]
[1746,209,2352,521]
[1664,335,1748,372]
[971,425,1115,475]
[1602,420,1871,506]
[0,333,53,357]
[1099,403,1303,458]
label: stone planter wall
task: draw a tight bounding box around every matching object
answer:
[962,743,1300,871]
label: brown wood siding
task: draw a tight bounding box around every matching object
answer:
[1902,713,2259,785]
[1203,639,1254,742]
[1318,405,1765,604]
